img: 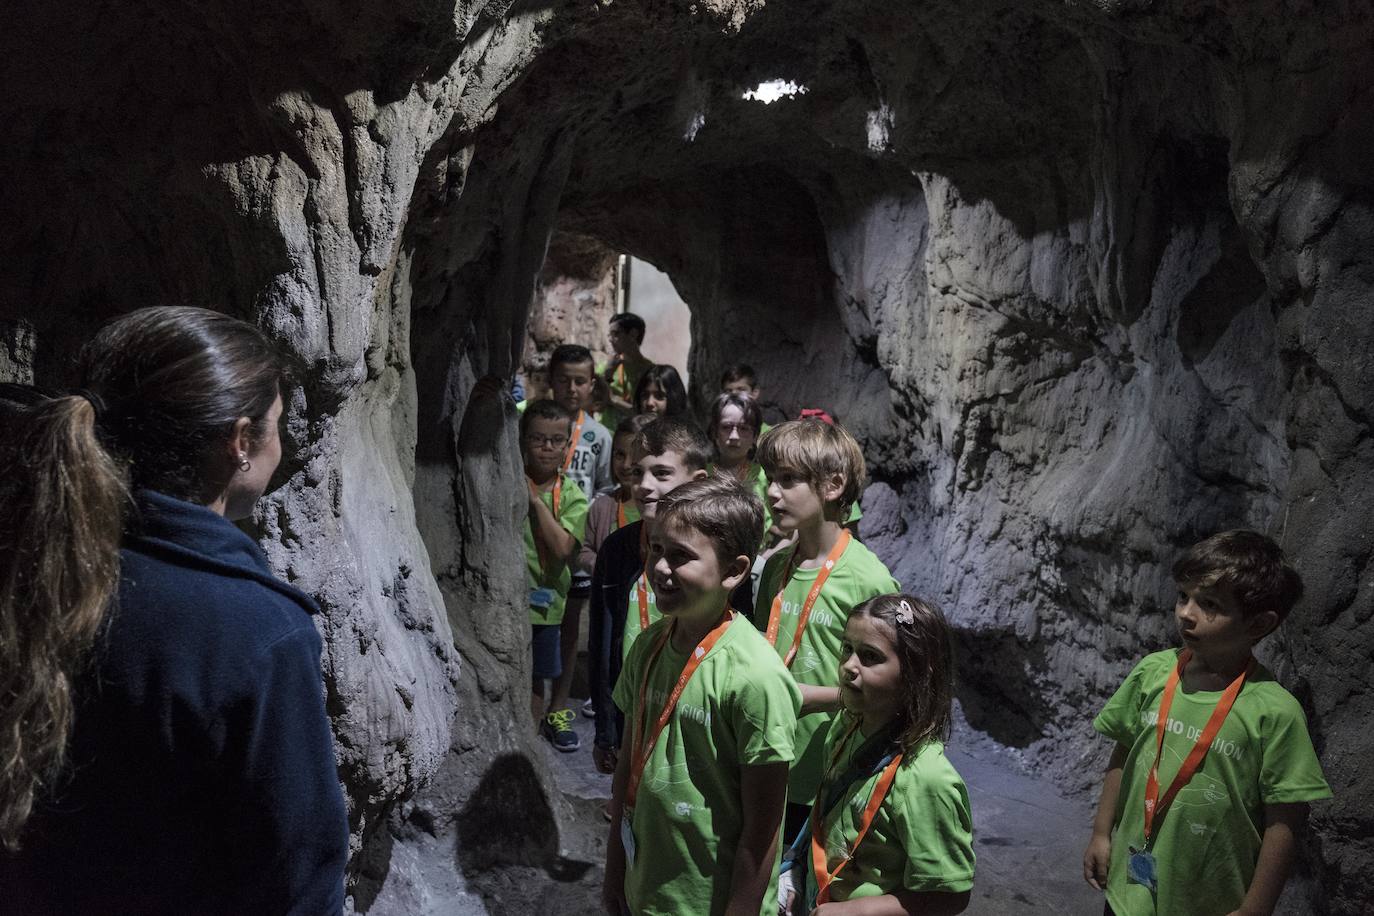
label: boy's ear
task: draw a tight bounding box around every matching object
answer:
[822,472,847,505]
[1248,610,1280,643]
[721,553,752,592]
[690,467,709,481]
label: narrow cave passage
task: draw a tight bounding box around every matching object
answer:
[2,1,1369,915]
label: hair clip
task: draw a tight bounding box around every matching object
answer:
[894,600,915,626]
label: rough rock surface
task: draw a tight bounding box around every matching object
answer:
[522,231,620,397]
[2,1,1371,913]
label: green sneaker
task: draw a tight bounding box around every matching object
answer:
[542,708,580,752]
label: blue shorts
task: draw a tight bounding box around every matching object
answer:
[531,623,562,681]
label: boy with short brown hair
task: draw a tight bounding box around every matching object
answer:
[545,344,612,751]
[1084,530,1330,916]
[604,475,800,916]
[586,418,712,774]
[520,400,589,733]
[600,312,651,428]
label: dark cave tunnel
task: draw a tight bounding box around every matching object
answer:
[2,0,1371,913]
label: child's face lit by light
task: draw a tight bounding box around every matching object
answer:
[838,613,903,729]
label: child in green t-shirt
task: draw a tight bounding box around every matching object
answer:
[1083,530,1331,916]
[754,419,900,838]
[780,593,975,913]
[521,400,589,734]
[605,475,801,916]
[587,418,714,777]
[599,312,652,429]
[545,344,612,752]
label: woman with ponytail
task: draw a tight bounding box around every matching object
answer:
[0,307,348,914]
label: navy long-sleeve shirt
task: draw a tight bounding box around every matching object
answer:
[1,490,349,915]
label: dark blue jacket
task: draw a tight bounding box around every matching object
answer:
[587,521,646,750]
[1,490,348,915]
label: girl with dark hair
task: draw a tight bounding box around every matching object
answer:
[778,594,975,915]
[633,364,689,418]
[0,306,348,915]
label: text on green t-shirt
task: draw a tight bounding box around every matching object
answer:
[1092,650,1331,916]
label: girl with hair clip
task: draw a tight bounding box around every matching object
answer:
[779,594,976,916]
[0,306,348,915]
[633,363,689,418]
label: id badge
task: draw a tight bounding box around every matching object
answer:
[620,812,637,867]
[1126,845,1158,892]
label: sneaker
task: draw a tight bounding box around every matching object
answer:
[542,708,580,752]
[582,698,596,718]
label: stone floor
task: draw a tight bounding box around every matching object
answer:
[533,703,1106,916]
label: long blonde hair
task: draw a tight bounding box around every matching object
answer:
[0,390,127,850]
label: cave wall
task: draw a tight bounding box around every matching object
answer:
[521,231,620,400]
[2,0,1371,913]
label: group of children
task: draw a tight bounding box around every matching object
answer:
[516,313,1331,916]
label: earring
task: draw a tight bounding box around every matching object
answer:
[238,453,251,472]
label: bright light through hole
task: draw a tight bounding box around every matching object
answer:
[741,79,807,104]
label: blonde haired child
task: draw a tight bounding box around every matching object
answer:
[755,419,899,839]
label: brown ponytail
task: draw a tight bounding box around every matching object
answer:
[0,306,289,849]
[0,389,128,850]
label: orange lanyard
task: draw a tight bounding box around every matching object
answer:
[626,610,733,809]
[636,577,652,629]
[527,475,562,518]
[530,477,563,576]
[766,530,851,668]
[616,495,630,530]
[562,410,586,472]
[1143,650,1250,844]
[614,362,626,393]
[810,718,903,904]
[636,524,651,628]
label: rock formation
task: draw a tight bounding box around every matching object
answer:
[522,231,620,399]
[2,1,1370,912]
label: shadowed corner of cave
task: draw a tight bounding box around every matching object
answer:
[454,753,594,882]
[952,629,1053,749]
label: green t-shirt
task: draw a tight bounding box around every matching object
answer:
[809,715,975,902]
[754,538,899,803]
[523,473,589,626]
[597,354,652,430]
[1093,650,1332,916]
[621,571,659,665]
[612,615,801,916]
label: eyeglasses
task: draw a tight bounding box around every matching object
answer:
[717,423,756,436]
[526,434,569,448]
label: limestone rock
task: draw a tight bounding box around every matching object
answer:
[2,0,1371,913]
